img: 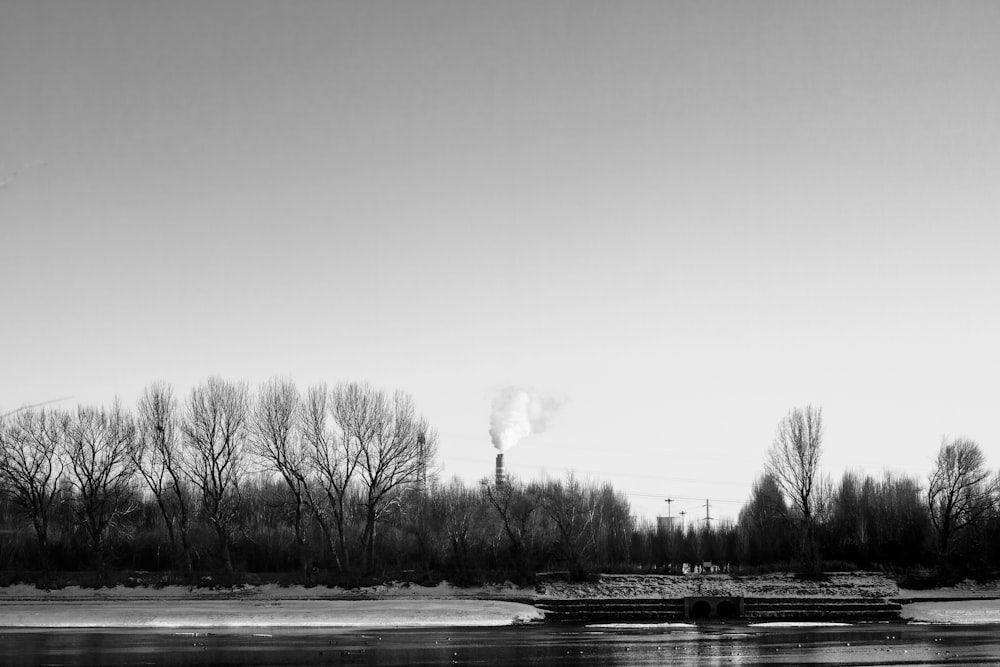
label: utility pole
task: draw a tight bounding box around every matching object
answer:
[679,510,687,531]
[703,499,713,526]
[665,498,673,526]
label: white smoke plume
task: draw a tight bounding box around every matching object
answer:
[489,387,562,452]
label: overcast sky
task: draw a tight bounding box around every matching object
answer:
[3,1,1000,522]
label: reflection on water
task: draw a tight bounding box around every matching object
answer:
[2,623,999,666]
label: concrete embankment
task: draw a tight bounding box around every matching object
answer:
[534,597,901,622]
[531,572,902,623]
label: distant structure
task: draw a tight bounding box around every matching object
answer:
[495,452,506,486]
[657,515,678,534]
[658,497,678,534]
[416,430,429,492]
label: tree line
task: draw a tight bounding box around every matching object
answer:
[0,378,439,581]
[0,378,634,584]
[1,390,998,585]
[740,405,1000,581]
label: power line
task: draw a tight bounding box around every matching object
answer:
[622,492,745,505]
[439,455,750,510]
[440,455,751,490]
[1,396,73,419]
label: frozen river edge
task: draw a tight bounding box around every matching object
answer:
[2,598,1000,628]
[1,572,998,628]
[0,599,546,628]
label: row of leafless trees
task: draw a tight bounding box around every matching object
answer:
[753,405,1000,578]
[0,379,637,581]
[3,391,998,581]
[395,474,633,580]
[0,404,136,575]
[0,378,436,577]
[738,468,928,569]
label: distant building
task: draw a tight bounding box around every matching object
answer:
[657,515,678,534]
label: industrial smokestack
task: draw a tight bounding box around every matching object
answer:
[495,453,505,487]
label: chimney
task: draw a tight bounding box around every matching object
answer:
[495,452,505,486]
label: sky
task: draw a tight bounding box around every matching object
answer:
[3,1,1000,523]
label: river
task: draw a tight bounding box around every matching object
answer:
[2,622,999,665]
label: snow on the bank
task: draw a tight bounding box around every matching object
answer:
[902,600,1000,625]
[749,622,851,628]
[898,579,1000,600]
[587,622,697,629]
[0,599,544,628]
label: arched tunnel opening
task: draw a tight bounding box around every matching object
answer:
[685,596,743,619]
[716,600,738,618]
[690,600,712,618]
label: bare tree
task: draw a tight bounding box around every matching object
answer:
[437,478,484,574]
[344,384,438,572]
[0,408,68,573]
[182,377,250,573]
[927,437,998,563]
[591,483,634,567]
[873,471,927,565]
[540,473,601,580]
[483,477,543,573]
[828,470,868,562]
[65,403,139,579]
[765,405,823,577]
[301,383,358,572]
[399,485,446,572]
[251,378,310,572]
[738,472,792,565]
[131,383,194,574]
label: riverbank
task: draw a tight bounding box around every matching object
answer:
[0,571,898,603]
[902,599,1000,624]
[896,579,1000,624]
[0,599,543,628]
[1,573,997,627]
[0,581,546,627]
[897,578,1000,602]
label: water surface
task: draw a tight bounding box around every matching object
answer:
[3,622,998,665]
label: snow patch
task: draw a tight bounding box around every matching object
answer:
[903,600,1000,625]
[587,622,697,629]
[750,622,851,628]
[0,599,545,628]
